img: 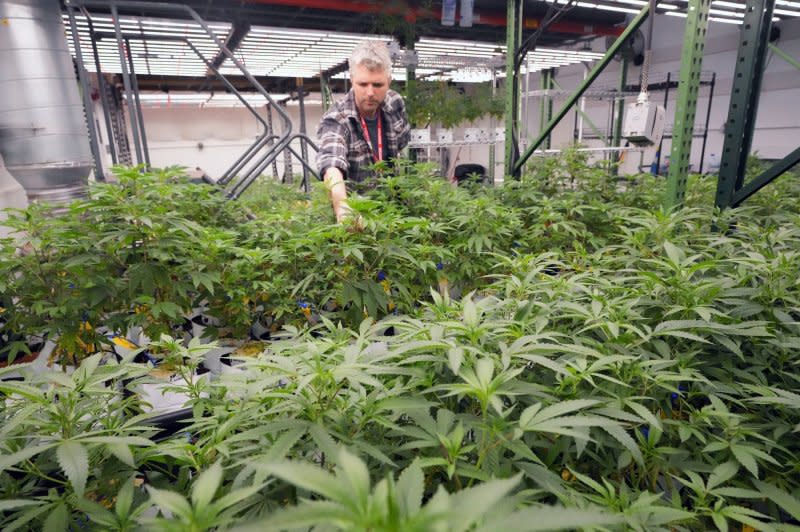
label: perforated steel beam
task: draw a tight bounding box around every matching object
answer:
[714,0,775,209]
[663,0,711,210]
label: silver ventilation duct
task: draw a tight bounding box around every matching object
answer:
[0,0,92,203]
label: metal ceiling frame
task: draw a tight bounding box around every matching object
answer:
[64,0,319,197]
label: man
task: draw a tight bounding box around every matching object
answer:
[316,40,410,223]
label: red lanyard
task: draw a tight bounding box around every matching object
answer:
[359,110,383,163]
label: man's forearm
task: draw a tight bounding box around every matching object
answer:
[324,167,349,222]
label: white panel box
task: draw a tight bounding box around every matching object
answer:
[437,129,454,144]
[410,128,431,144]
[463,128,487,143]
[622,99,666,146]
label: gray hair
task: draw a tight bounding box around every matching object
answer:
[349,40,392,80]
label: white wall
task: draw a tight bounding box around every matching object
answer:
[103,98,325,181]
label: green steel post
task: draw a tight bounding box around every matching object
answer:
[546,70,554,150]
[552,78,608,144]
[612,59,628,149]
[768,43,800,72]
[663,0,711,210]
[504,0,521,178]
[539,70,551,149]
[715,0,775,209]
[512,3,651,176]
[611,59,628,174]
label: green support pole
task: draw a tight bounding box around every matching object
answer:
[545,70,554,150]
[504,0,521,178]
[539,70,552,150]
[768,43,800,72]
[715,0,775,210]
[611,59,628,174]
[731,146,800,206]
[512,3,651,176]
[663,0,711,210]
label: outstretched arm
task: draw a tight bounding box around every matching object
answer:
[324,167,351,223]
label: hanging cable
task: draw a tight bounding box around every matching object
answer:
[639,0,657,95]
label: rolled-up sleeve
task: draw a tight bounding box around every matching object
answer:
[316,116,350,179]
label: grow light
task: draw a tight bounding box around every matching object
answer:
[64,13,605,84]
[543,0,800,22]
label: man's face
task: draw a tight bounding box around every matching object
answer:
[351,63,390,118]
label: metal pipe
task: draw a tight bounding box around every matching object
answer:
[731,145,800,206]
[66,5,104,180]
[232,132,320,197]
[552,78,606,144]
[93,31,273,185]
[297,80,310,192]
[513,2,652,175]
[69,0,296,166]
[83,8,117,167]
[124,38,150,168]
[768,42,800,71]
[267,104,279,179]
[110,4,143,165]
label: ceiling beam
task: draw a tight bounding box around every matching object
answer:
[195,20,251,91]
[240,0,624,36]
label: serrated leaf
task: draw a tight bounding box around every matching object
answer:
[42,502,69,532]
[191,462,223,509]
[602,424,644,465]
[730,444,759,478]
[476,505,623,532]
[625,400,663,432]
[146,486,192,520]
[116,477,135,520]
[57,441,88,496]
[663,240,684,266]
[263,461,345,501]
[308,423,339,459]
[519,399,600,429]
[708,461,739,490]
[0,444,54,473]
[232,500,348,531]
[396,459,424,516]
[0,500,40,512]
[449,474,521,532]
[107,443,134,467]
[463,296,478,327]
[448,347,463,375]
[337,448,371,507]
[754,480,800,521]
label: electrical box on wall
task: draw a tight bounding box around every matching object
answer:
[622,96,666,146]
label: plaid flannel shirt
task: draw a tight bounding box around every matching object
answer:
[316,89,410,187]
